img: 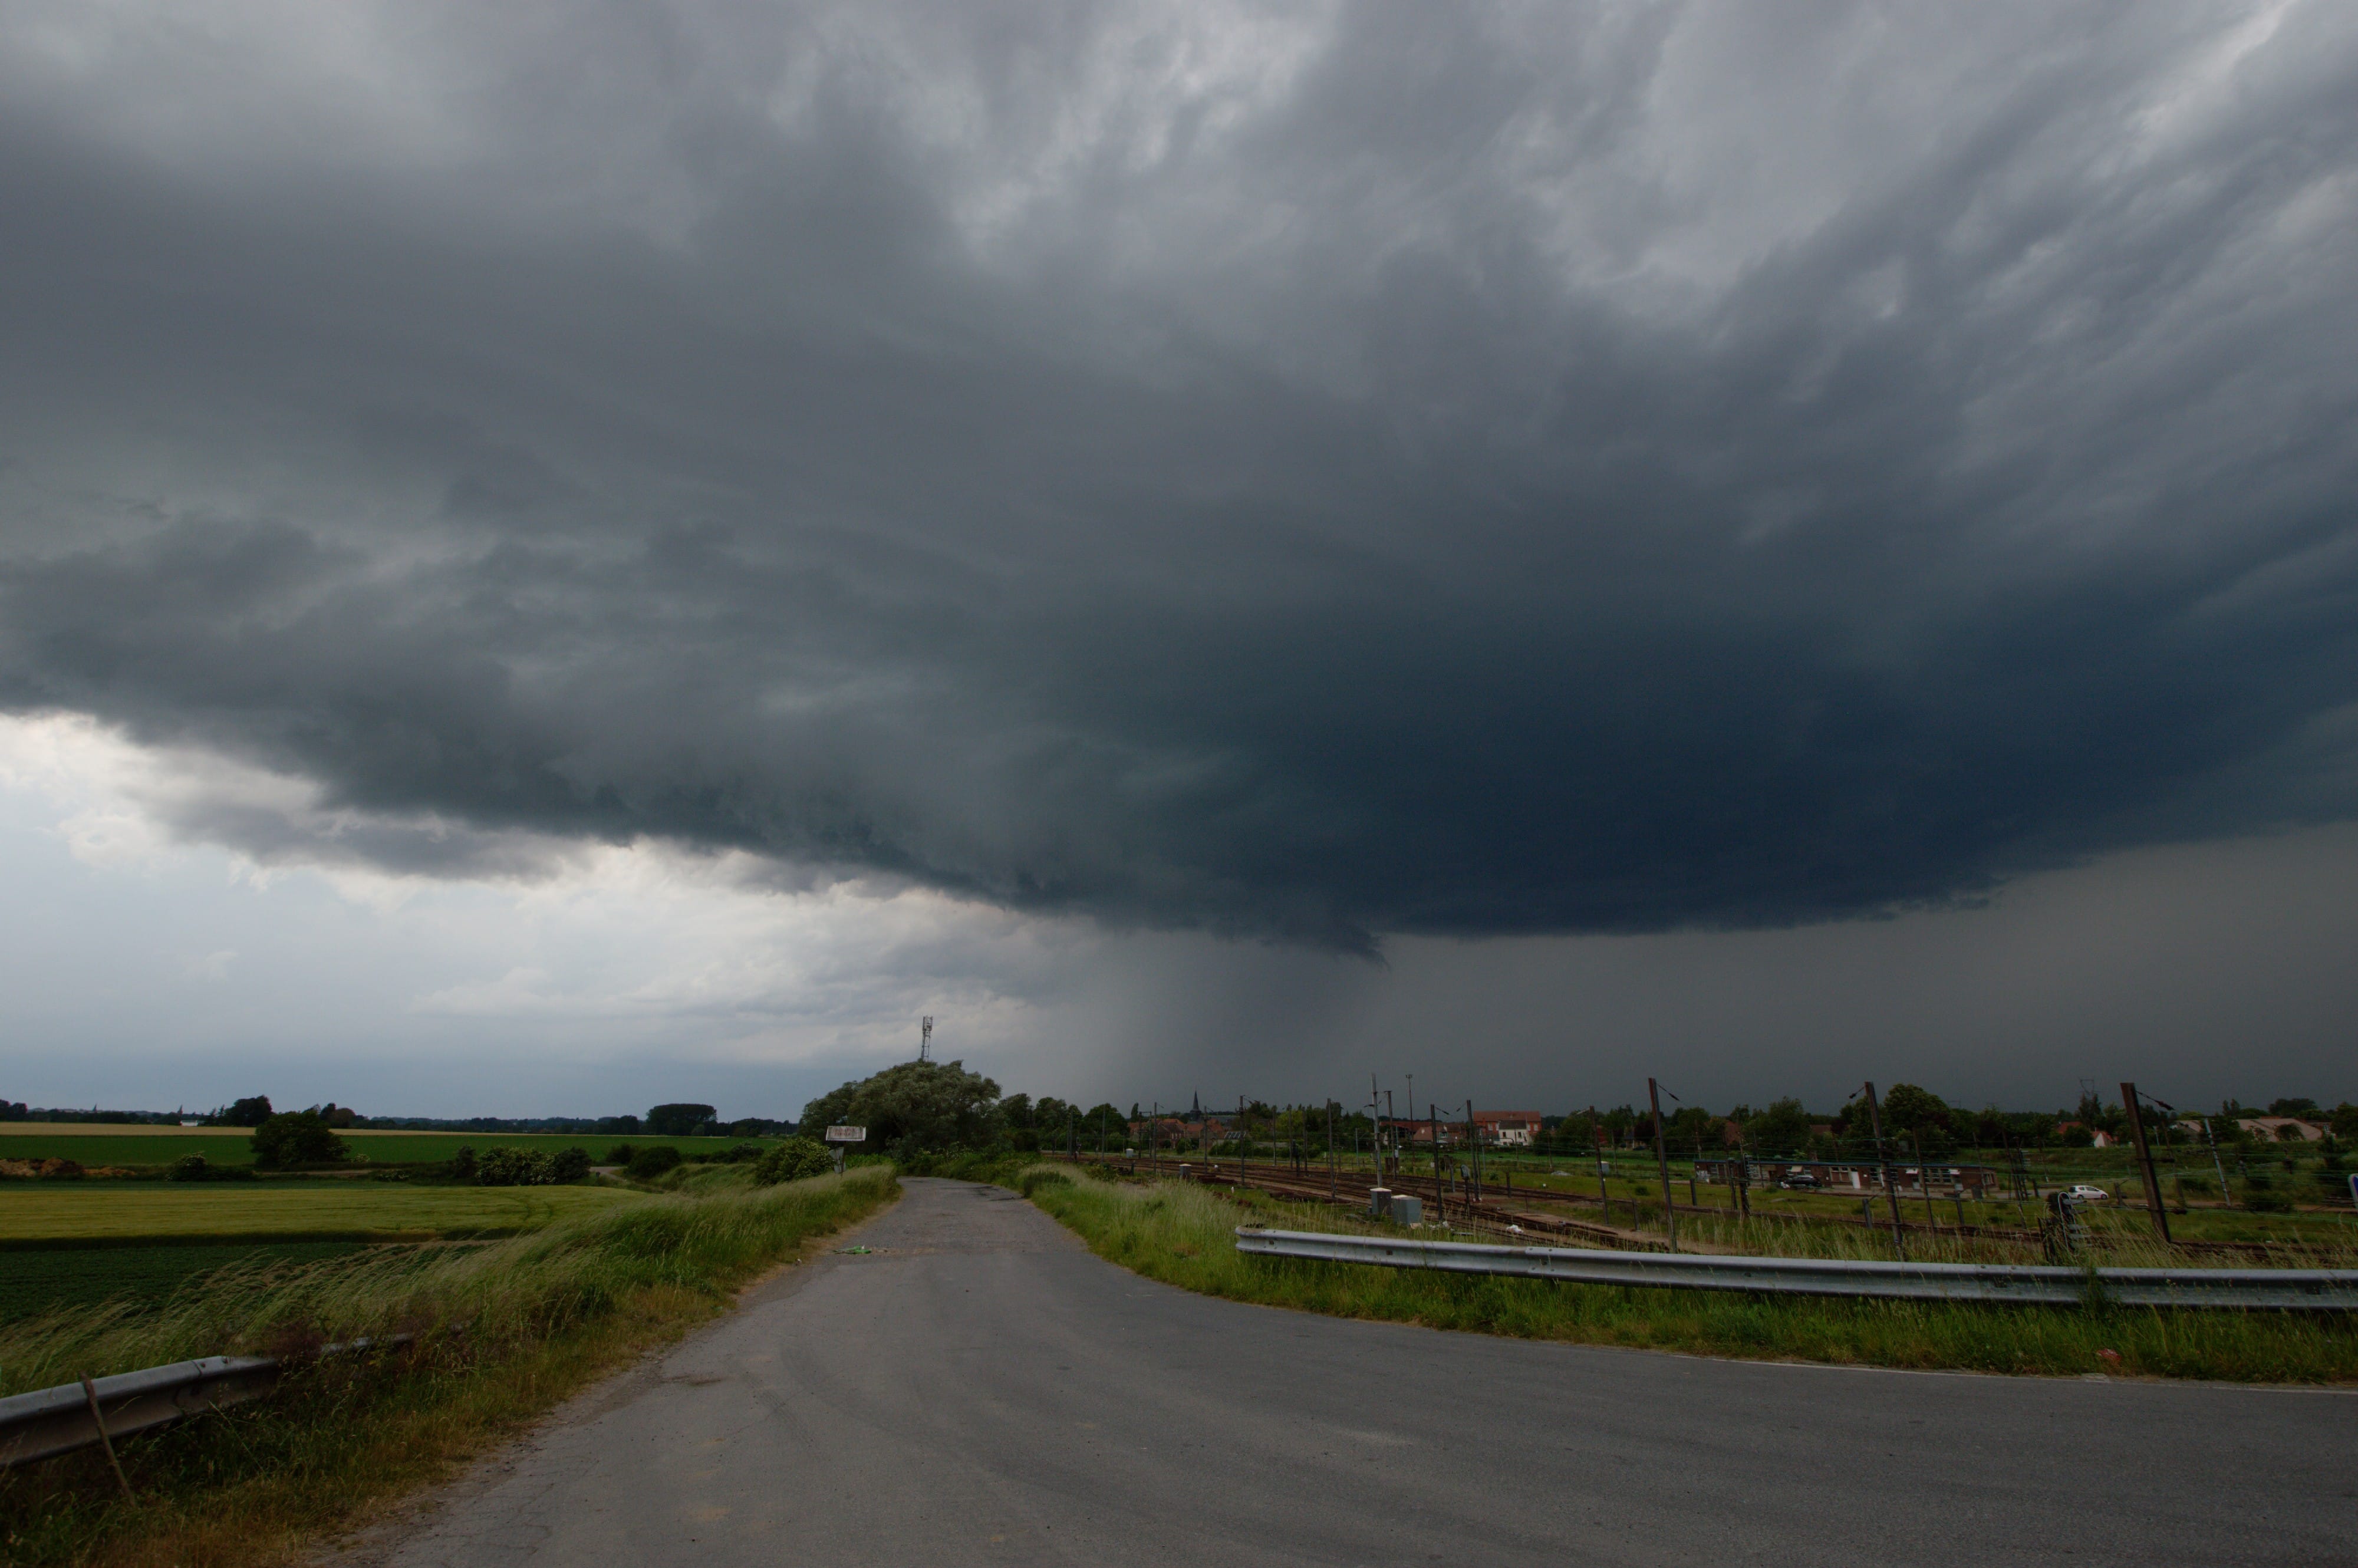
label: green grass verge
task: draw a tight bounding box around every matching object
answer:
[0,1165,899,1568]
[1016,1168,2358,1383]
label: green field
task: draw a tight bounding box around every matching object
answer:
[0,1240,378,1320]
[0,1127,763,1170]
[0,1180,642,1243]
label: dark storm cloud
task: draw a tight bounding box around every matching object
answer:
[4,1,2357,946]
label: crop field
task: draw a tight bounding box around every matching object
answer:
[0,1126,762,1169]
[0,1180,642,1244]
[0,1240,377,1319]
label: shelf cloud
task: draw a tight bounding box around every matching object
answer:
[5,1,2357,956]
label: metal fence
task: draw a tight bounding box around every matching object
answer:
[1233,1227,2358,1309]
[0,1336,404,1471]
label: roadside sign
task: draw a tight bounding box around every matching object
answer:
[824,1125,867,1144]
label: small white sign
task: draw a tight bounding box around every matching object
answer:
[824,1125,867,1144]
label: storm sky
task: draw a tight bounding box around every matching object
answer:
[4,2,2356,1119]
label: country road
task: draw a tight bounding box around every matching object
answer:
[365,1178,2354,1567]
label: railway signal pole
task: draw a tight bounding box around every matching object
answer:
[1862,1081,1906,1259]
[1648,1078,1677,1251]
[2120,1082,2173,1246]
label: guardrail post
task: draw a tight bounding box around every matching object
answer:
[80,1378,134,1500]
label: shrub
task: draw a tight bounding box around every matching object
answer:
[627,1145,683,1180]
[550,1147,591,1183]
[2242,1170,2293,1213]
[251,1110,350,1170]
[475,1147,552,1187]
[449,1145,478,1180]
[1018,1168,1073,1198]
[604,1144,635,1166]
[169,1154,209,1182]
[753,1138,834,1185]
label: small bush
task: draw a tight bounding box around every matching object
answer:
[169,1154,209,1182]
[449,1145,477,1180]
[695,1142,767,1165]
[604,1144,635,1166]
[471,1147,591,1186]
[754,1138,834,1184]
[627,1145,683,1180]
[1018,1168,1073,1198]
[475,1147,551,1187]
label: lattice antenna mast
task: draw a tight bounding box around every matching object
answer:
[920,1016,933,1063]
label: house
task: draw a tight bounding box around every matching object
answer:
[1476,1111,1543,1147]
[1392,1112,1544,1148]
[2238,1117,2325,1142]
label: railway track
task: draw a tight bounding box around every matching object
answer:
[1055,1153,2308,1261]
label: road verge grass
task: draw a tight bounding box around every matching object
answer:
[1017,1168,2358,1383]
[0,1167,898,1568]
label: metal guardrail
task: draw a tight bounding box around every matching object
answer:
[1233,1228,2358,1309]
[0,1336,406,1470]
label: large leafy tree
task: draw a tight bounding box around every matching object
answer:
[645,1103,717,1137]
[799,1060,1003,1157]
[1744,1098,1817,1157]
[212,1095,273,1127]
[250,1108,348,1168]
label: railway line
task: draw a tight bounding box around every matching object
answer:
[1056,1150,2301,1260]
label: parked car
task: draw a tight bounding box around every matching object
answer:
[1778,1171,1820,1190]
[2064,1184,2111,1202]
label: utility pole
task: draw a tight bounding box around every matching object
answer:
[920,1016,932,1062]
[2120,1082,2172,1246]
[1591,1106,1610,1220]
[1328,1101,1337,1201]
[1465,1101,1480,1205]
[2202,1114,2233,1210]
[1404,1075,1415,1180]
[1240,1095,1249,1191]
[1648,1078,1677,1251]
[1862,1082,1906,1259]
[1427,1102,1440,1217]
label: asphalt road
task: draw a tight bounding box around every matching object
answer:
[369,1178,2354,1567]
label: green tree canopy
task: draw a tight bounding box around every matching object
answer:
[1665,1105,1720,1149]
[1744,1098,1817,1157]
[645,1103,717,1137]
[799,1059,1003,1157]
[250,1109,348,1168]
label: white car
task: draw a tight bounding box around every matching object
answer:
[2064,1184,2112,1202]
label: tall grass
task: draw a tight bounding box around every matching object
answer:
[0,1167,897,1568]
[1020,1169,2358,1383]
